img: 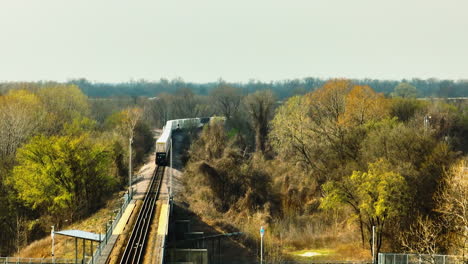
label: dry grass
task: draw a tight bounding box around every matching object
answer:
[15,193,124,259]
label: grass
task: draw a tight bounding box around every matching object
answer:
[288,248,335,260]
[15,192,124,260]
[284,244,371,262]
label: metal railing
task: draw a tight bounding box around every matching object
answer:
[201,262,371,264]
[0,257,80,264]
[0,189,133,264]
[378,253,465,264]
[87,190,133,264]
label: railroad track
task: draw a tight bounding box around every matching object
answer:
[119,165,165,264]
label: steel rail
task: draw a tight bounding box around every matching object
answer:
[119,165,165,264]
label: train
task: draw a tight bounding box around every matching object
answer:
[155,117,224,166]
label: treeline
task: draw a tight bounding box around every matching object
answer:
[0,84,154,255]
[0,79,466,259]
[182,80,468,261]
[2,77,466,99]
[73,77,468,98]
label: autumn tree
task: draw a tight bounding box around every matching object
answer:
[341,85,389,126]
[362,119,456,215]
[321,159,409,254]
[271,80,380,182]
[306,79,352,122]
[244,90,276,154]
[270,96,317,170]
[436,158,468,259]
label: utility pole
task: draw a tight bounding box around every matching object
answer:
[260,226,265,264]
[51,225,55,264]
[372,225,376,264]
[129,137,133,198]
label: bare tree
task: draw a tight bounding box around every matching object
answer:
[210,84,242,119]
[0,90,45,159]
[243,90,276,154]
[172,88,199,118]
[400,215,443,263]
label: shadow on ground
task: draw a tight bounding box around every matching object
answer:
[166,202,257,264]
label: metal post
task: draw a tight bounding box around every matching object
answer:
[170,138,173,198]
[212,239,214,264]
[129,137,133,198]
[260,235,263,264]
[260,226,265,264]
[51,225,55,264]
[372,226,376,264]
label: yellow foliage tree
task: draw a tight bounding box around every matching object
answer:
[0,90,45,159]
[340,85,390,126]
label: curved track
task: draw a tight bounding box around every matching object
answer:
[119,165,165,264]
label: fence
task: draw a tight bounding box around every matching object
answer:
[378,253,465,264]
[0,257,79,264]
[0,188,133,264]
[203,262,370,264]
[88,190,133,264]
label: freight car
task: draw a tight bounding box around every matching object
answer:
[155,117,213,166]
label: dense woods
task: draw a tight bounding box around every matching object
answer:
[0,79,466,260]
[0,84,155,255]
[181,79,468,261]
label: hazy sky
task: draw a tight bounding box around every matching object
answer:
[0,0,467,83]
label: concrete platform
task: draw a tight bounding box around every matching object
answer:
[112,203,136,235]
